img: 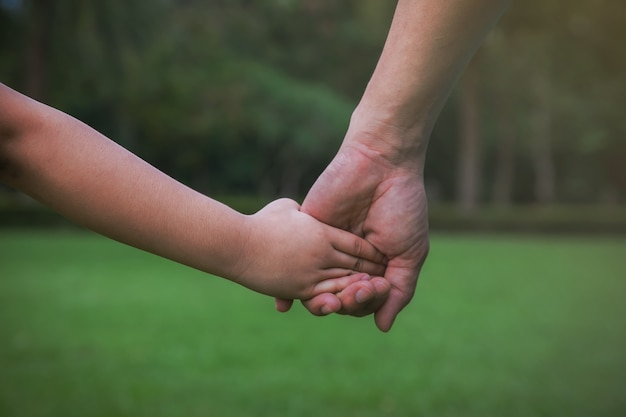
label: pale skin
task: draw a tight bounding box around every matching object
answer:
[0,83,387,300]
[276,0,511,331]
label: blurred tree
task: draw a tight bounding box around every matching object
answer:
[23,0,53,100]
[483,30,522,207]
[456,52,483,213]
[476,0,626,205]
[1,0,623,205]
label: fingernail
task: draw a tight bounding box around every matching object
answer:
[356,289,370,303]
[360,274,371,281]
[321,306,332,315]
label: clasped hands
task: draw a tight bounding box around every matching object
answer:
[265,128,430,332]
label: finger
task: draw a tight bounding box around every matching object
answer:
[374,287,412,332]
[336,277,390,317]
[313,272,370,295]
[330,230,387,265]
[372,262,419,331]
[328,253,386,276]
[275,298,294,313]
[301,293,342,316]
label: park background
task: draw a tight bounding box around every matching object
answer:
[1,1,625,416]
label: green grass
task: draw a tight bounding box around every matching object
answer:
[1,231,625,417]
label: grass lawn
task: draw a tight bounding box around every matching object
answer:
[1,230,625,417]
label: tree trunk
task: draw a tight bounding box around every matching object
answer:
[279,155,304,198]
[456,52,482,213]
[491,90,516,206]
[24,0,54,101]
[530,69,556,204]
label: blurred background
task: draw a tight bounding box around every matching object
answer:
[1,2,625,417]
[0,0,624,231]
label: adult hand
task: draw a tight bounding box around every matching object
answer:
[273,0,508,331]
[276,132,430,332]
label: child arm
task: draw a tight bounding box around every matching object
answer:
[0,83,385,300]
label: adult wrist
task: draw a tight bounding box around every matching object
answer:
[342,104,430,170]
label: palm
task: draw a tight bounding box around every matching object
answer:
[300,145,429,331]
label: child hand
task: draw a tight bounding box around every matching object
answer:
[233,198,387,300]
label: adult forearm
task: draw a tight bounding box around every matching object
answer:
[351,0,510,158]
